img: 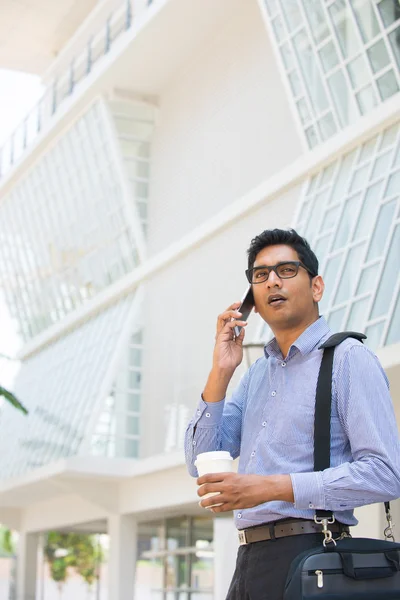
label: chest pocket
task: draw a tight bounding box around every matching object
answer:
[269,397,315,446]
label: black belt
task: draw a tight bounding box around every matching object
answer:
[238,518,350,546]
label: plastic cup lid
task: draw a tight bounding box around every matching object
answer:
[195,451,233,463]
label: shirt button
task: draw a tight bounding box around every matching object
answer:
[251,451,255,457]
[192,440,196,446]
[237,513,242,519]
[309,503,314,509]
[196,410,201,416]
[281,362,286,367]
[271,391,276,397]
[205,412,211,418]
[262,421,267,427]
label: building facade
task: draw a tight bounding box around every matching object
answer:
[0,0,399,598]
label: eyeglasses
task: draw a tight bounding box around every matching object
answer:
[245,261,315,284]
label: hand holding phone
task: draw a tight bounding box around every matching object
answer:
[234,286,254,337]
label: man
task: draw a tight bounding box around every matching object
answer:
[185,228,400,600]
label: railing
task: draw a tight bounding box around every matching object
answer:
[0,0,143,182]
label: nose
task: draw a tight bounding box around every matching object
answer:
[265,269,282,288]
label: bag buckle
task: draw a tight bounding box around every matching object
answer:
[238,529,248,545]
[384,508,396,542]
[314,515,337,547]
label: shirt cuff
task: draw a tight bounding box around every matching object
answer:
[193,396,225,427]
[290,471,325,510]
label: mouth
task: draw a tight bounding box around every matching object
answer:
[267,294,287,307]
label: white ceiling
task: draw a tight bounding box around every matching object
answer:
[0,0,98,74]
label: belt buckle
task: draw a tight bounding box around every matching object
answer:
[238,529,248,545]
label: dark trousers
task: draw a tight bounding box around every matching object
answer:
[226,533,324,600]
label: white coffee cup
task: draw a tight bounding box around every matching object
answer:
[195,451,234,507]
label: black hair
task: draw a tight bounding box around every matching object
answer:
[247,228,318,277]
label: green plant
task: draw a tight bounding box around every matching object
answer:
[0,386,28,415]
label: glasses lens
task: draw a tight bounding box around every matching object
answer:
[276,262,298,278]
[251,268,269,283]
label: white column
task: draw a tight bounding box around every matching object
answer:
[108,514,137,600]
[213,517,238,600]
[353,503,382,539]
[16,531,39,600]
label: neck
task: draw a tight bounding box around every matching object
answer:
[272,315,319,358]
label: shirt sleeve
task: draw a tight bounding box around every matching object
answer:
[184,369,250,477]
[291,345,400,511]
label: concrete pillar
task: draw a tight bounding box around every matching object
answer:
[213,517,238,600]
[16,531,39,600]
[108,514,137,600]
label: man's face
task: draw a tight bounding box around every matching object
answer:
[251,244,324,331]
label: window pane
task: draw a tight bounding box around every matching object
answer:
[167,517,189,549]
[370,151,392,180]
[386,291,400,346]
[377,0,400,28]
[365,321,385,351]
[127,392,141,412]
[319,40,340,72]
[272,14,286,42]
[356,84,378,114]
[346,296,370,329]
[388,27,400,70]
[384,169,400,199]
[366,200,397,260]
[305,125,319,148]
[353,180,384,241]
[288,70,303,96]
[280,42,295,69]
[357,262,380,295]
[350,0,380,43]
[367,39,391,73]
[127,416,139,435]
[329,0,361,59]
[320,253,343,311]
[376,70,399,101]
[296,98,311,124]
[328,70,352,126]
[332,193,362,250]
[305,2,330,44]
[327,307,346,331]
[318,113,337,139]
[370,224,400,318]
[347,54,371,89]
[293,30,329,113]
[129,369,141,389]
[281,0,303,32]
[334,243,365,304]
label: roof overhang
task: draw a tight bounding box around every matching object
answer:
[0,0,98,74]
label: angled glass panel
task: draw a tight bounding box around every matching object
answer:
[327,306,346,332]
[0,295,136,480]
[365,321,385,351]
[334,243,365,305]
[366,200,397,260]
[346,296,370,330]
[370,223,400,319]
[385,291,400,346]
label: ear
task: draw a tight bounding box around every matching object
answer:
[312,275,324,303]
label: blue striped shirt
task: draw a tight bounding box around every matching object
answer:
[185,317,400,529]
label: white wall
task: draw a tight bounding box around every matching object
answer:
[148,0,303,254]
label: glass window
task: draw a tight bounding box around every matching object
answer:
[320,253,343,311]
[280,42,295,69]
[334,243,365,304]
[366,200,397,260]
[356,84,378,114]
[377,0,400,28]
[280,0,303,32]
[346,296,370,330]
[367,39,391,73]
[353,180,384,241]
[332,193,362,250]
[357,262,380,295]
[327,70,352,126]
[388,27,400,70]
[370,223,400,318]
[305,2,330,44]
[347,54,372,89]
[385,292,400,346]
[329,0,361,59]
[293,30,329,113]
[327,306,346,331]
[384,168,400,198]
[350,0,380,43]
[319,40,340,72]
[365,321,385,350]
[370,151,393,179]
[376,70,399,101]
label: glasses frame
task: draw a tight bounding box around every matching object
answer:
[245,261,315,284]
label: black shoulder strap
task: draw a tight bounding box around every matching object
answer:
[314,331,365,521]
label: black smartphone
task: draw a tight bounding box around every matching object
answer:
[234,286,255,337]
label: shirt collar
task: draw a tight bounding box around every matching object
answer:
[264,316,331,360]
